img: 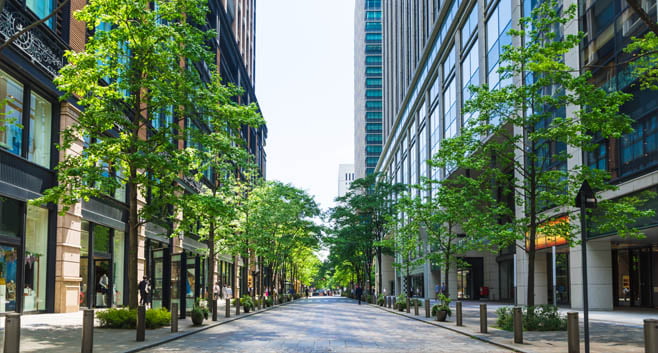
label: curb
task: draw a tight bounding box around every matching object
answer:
[123,300,296,353]
[370,303,528,353]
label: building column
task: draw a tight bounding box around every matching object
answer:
[570,241,613,310]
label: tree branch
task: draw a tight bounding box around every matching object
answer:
[625,0,658,37]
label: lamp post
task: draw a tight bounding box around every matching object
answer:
[575,180,597,353]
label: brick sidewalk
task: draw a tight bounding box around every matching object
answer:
[373,299,645,353]
[0,299,289,353]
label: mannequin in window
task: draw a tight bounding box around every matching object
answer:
[99,273,109,306]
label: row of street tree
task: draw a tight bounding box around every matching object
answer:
[323,1,655,306]
[12,0,323,309]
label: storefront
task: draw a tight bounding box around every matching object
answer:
[546,247,570,306]
[612,244,658,307]
[79,221,126,308]
[457,257,484,300]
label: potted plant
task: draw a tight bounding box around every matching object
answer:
[377,294,385,306]
[191,299,209,326]
[431,294,452,322]
[265,297,273,307]
[396,293,407,311]
[240,295,254,313]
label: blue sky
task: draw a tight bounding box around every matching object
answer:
[256,0,355,211]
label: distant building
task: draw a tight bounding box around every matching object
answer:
[338,164,355,198]
[354,0,383,179]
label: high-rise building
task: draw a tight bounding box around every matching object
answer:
[338,164,355,198]
[354,0,383,179]
[0,0,265,314]
[379,0,658,311]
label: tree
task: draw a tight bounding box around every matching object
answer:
[33,0,231,308]
[332,173,405,295]
[177,81,263,305]
[436,1,653,306]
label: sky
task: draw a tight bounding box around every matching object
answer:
[255,0,355,213]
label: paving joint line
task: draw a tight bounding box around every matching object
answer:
[367,302,528,353]
[123,300,297,353]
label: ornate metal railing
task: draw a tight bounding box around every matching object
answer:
[0,1,65,77]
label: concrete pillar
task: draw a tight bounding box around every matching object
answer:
[171,303,179,332]
[4,314,20,353]
[570,241,613,310]
[82,309,94,353]
[568,312,580,353]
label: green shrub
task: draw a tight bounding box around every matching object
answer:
[377,294,385,306]
[240,295,254,309]
[496,305,566,331]
[395,293,407,310]
[265,297,273,307]
[96,307,171,329]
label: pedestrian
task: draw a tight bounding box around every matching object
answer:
[440,282,447,297]
[305,287,309,298]
[139,276,149,306]
[355,285,363,305]
[214,281,220,301]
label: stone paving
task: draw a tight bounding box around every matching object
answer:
[144,296,511,353]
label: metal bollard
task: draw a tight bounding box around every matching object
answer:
[212,299,218,321]
[171,303,179,333]
[456,301,463,326]
[225,299,231,318]
[425,299,430,318]
[393,298,397,310]
[81,309,94,353]
[236,299,241,315]
[480,304,488,333]
[136,305,146,342]
[513,307,523,344]
[644,319,658,353]
[414,300,419,316]
[4,313,20,353]
[406,298,411,313]
[568,312,580,353]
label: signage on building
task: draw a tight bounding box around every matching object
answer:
[526,216,569,250]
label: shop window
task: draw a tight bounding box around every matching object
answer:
[0,246,18,312]
[24,205,48,312]
[26,0,54,28]
[0,199,21,239]
[93,225,111,254]
[113,231,125,306]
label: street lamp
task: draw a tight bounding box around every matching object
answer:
[575,180,597,353]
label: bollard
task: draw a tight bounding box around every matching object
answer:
[456,301,463,326]
[480,304,488,333]
[225,298,231,318]
[425,299,430,318]
[644,319,658,353]
[414,299,419,316]
[81,309,94,353]
[257,296,261,310]
[136,305,146,342]
[4,313,20,353]
[513,307,523,344]
[406,298,411,313]
[568,312,580,353]
[171,303,179,333]
[212,299,218,321]
[393,298,397,310]
[236,299,241,316]
[386,296,390,308]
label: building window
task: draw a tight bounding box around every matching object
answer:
[444,78,457,139]
[365,45,382,54]
[365,11,382,20]
[366,157,379,167]
[0,70,53,168]
[366,134,383,143]
[365,22,382,32]
[26,0,54,28]
[366,78,382,87]
[620,115,658,177]
[365,33,383,43]
[443,46,456,80]
[366,67,383,76]
[487,0,513,90]
[461,39,480,125]
[366,145,382,155]
[366,101,382,110]
[0,71,24,157]
[366,89,382,98]
[365,112,382,121]
[365,56,382,65]
[461,4,479,47]
[366,123,382,132]
[29,92,53,168]
[365,0,382,9]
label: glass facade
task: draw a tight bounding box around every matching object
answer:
[24,206,48,312]
[486,0,512,90]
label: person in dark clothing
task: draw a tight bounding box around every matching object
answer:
[138,276,149,306]
[305,288,309,298]
[355,285,363,305]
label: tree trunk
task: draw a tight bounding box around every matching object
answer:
[127,168,139,309]
[207,223,216,304]
[625,0,658,36]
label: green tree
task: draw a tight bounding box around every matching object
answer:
[436,1,653,306]
[33,0,230,308]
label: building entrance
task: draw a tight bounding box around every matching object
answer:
[457,257,483,300]
[613,246,657,307]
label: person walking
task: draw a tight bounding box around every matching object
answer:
[138,276,149,306]
[305,287,309,298]
[355,285,363,305]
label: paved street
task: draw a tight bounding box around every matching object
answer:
[145,297,510,353]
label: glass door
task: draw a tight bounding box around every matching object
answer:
[0,245,19,312]
[94,259,111,307]
[152,249,164,309]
